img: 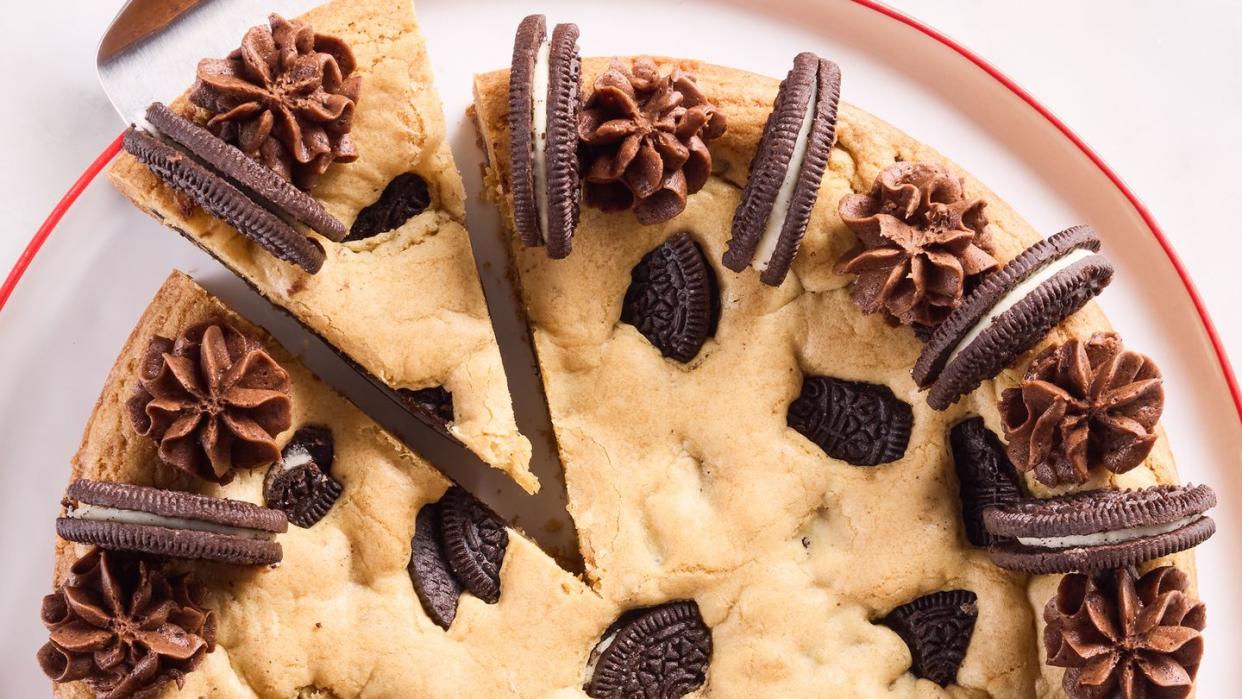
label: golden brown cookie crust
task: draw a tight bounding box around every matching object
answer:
[106,0,535,492]
[473,57,1192,697]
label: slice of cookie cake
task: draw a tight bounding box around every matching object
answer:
[107,0,537,492]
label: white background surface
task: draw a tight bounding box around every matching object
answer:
[2,0,1238,362]
[0,0,1239,696]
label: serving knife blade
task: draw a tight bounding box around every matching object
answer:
[96,0,321,124]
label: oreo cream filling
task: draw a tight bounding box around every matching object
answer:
[530,35,552,244]
[753,79,818,272]
[946,247,1096,365]
[1016,515,1200,549]
[67,503,277,541]
[583,631,617,683]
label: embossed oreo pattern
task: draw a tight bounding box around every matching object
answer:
[788,377,912,466]
[621,233,719,363]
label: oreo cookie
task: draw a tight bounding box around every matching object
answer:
[438,486,508,604]
[123,127,326,273]
[345,173,431,241]
[144,102,347,242]
[56,479,286,566]
[620,233,720,363]
[585,600,712,699]
[264,426,343,529]
[787,376,912,466]
[949,417,1023,547]
[913,225,1113,410]
[507,15,581,258]
[397,386,455,439]
[722,52,842,286]
[880,590,978,687]
[982,484,1217,574]
[407,502,462,629]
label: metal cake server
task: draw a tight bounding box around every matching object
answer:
[97,0,321,124]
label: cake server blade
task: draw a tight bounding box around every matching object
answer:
[97,0,322,125]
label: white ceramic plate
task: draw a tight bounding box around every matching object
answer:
[2,0,1239,695]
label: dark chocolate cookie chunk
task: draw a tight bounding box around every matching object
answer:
[283,425,336,475]
[585,600,712,699]
[345,173,431,241]
[507,15,581,258]
[621,233,720,363]
[723,52,842,286]
[123,127,325,273]
[57,479,286,566]
[438,486,508,604]
[788,376,912,466]
[949,417,1023,547]
[264,428,342,529]
[408,502,461,629]
[983,484,1217,574]
[397,386,455,438]
[145,102,347,241]
[913,225,1112,410]
[880,590,978,687]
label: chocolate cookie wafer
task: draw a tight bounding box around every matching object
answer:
[507,14,581,258]
[123,128,326,273]
[144,102,347,241]
[982,484,1216,574]
[912,225,1113,410]
[56,479,287,566]
[723,52,841,286]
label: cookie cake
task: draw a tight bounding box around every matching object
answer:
[34,0,1218,697]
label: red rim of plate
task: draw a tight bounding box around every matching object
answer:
[0,1,1238,423]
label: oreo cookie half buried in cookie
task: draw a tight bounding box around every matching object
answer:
[123,127,326,273]
[982,484,1217,574]
[913,225,1113,410]
[722,52,842,286]
[621,233,720,363]
[880,590,978,687]
[144,102,347,242]
[508,15,581,259]
[585,600,712,699]
[788,376,912,466]
[438,485,509,604]
[264,426,343,529]
[57,479,287,566]
[949,417,1023,547]
[408,501,462,629]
